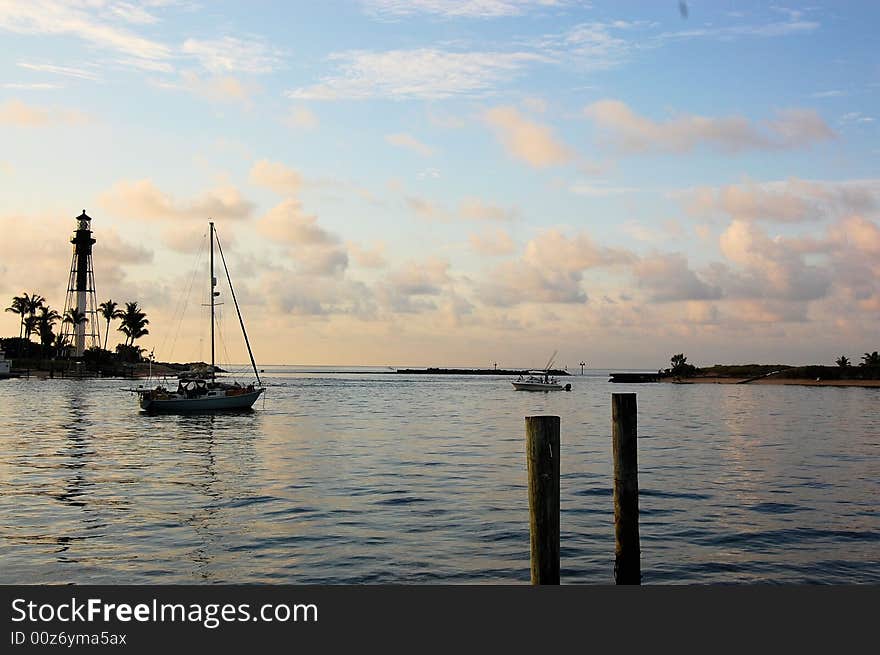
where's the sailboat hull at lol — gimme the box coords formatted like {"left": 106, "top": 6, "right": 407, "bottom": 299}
{"left": 139, "top": 388, "right": 264, "bottom": 412}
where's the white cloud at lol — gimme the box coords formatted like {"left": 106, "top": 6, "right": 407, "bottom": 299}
{"left": 154, "top": 71, "right": 254, "bottom": 105}
{"left": 361, "top": 0, "right": 574, "bottom": 18}
{"left": 585, "top": 100, "right": 835, "bottom": 154}
{"left": 2, "top": 82, "right": 63, "bottom": 90}
{"left": 386, "top": 133, "right": 435, "bottom": 157}
{"left": 99, "top": 179, "right": 255, "bottom": 222}
{"left": 0, "top": 99, "right": 89, "bottom": 126}
{"left": 405, "top": 196, "right": 446, "bottom": 221}
{"left": 485, "top": 106, "right": 572, "bottom": 167}
{"left": 182, "top": 36, "right": 284, "bottom": 74}
{"left": 469, "top": 228, "right": 516, "bottom": 256}
{"left": 478, "top": 229, "right": 634, "bottom": 306}
{"left": 0, "top": 1, "right": 173, "bottom": 69}
{"left": 258, "top": 199, "right": 338, "bottom": 245}
{"left": 459, "top": 197, "right": 518, "bottom": 221}
{"left": 633, "top": 253, "right": 721, "bottom": 303}
{"left": 286, "top": 106, "right": 319, "bottom": 130}
{"left": 684, "top": 178, "right": 880, "bottom": 223}
{"left": 349, "top": 242, "right": 387, "bottom": 268}
{"left": 249, "top": 160, "right": 303, "bottom": 196}
{"left": 17, "top": 61, "right": 102, "bottom": 81}
{"left": 287, "top": 48, "right": 546, "bottom": 100}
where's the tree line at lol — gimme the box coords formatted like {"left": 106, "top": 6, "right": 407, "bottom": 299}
{"left": 4, "top": 292, "right": 149, "bottom": 361}
{"left": 664, "top": 352, "right": 880, "bottom": 379}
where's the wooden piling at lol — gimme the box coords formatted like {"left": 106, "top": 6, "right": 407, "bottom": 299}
{"left": 612, "top": 393, "right": 640, "bottom": 584}
{"left": 525, "top": 415, "right": 560, "bottom": 584}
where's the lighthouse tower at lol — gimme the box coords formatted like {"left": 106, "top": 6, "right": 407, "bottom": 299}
{"left": 61, "top": 210, "right": 100, "bottom": 357}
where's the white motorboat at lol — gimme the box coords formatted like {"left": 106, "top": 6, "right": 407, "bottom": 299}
{"left": 0, "top": 345, "right": 14, "bottom": 379}
{"left": 134, "top": 221, "right": 264, "bottom": 411}
{"left": 512, "top": 372, "right": 563, "bottom": 391}
{"left": 511, "top": 351, "right": 570, "bottom": 391}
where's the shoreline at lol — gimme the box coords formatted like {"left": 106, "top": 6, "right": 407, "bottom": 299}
{"left": 661, "top": 376, "right": 880, "bottom": 388}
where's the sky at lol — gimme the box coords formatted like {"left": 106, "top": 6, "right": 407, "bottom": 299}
{"left": 0, "top": 0, "right": 878, "bottom": 369}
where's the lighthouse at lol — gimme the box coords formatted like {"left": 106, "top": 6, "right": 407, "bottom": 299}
{"left": 61, "top": 210, "right": 100, "bottom": 357}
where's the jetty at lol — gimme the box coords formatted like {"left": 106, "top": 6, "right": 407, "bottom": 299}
{"left": 609, "top": 372, "right": 659, "bottom": 383}
{"left": 396, "top": 367, "right": 571, "bottom": 376}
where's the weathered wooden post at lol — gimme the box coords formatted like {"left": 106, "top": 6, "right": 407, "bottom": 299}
{"left": 612, "top": 393, "right": 640, "bottom": 584}
{"left": 525, "top": 415, "right": 560, "bottom": 584}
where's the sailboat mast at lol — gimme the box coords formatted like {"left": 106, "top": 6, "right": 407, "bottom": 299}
{"left": 209, "top": 220, "right": 215, "bottom": 380}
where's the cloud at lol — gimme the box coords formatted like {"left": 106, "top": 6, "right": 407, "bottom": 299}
{"left": 535, "top": 21, "right": 638, "bottom": 71}
{"left": 469, "top": 228, "right": 516, "bottom": 256}
{"left": 249, "top": 160, "right": 303, "bottom": 196}
{"left": 2, "top": 82, "right": 63, "bottom": 90}
{"left": 633, "top": 253, "right": 721, "bottom": 302}
{"left": 485, "top": 106, "right": 573, "bottom": 167}
{"left": 585, "top": 100, "right": 835, "bottom": 154}
{"left": 99, "top": 179, "right": 255, "bottom": 222}
{"left": 622, "top": 219, "right": 683, "bottom": 243}
{"left": 385, "top": 132, "right": 435, "bottom": 157}
{"left": 685, "top": 178, "right": 880, "bottom": 223}
{"left": 405, "top": 196, "right": 446, "bottom": 221}
{"left": 17, "top": 61, "right": 102, "bottom": 81}
{"left": 296, "top": 247, "right": 350, "bottom": 277}
{"left": 523, "top": 229, "right": 634, "bottom": 271}
{"left": 257, "top": 200, "right": 348, "bottom": 277}
{"left": 160, "top": 222, "right": 214, "bottom": 254}
{"left": 287, "top": 48, "right": 545, "bottom": 100}
{"left": 714, "top": 220, "right": 831, "bottom": 301}
{"left": 840, "top": 111, "right": 875, "bottom": 125}
{"left": 155, "top": 71, "right": 254, "bottom": 105}
{"left": 479, "top": 261, "right": 587, "bottom": 306}
{"left": 0, "top": 1, "right": 173, "bottom": 70}
{"left": 181, "top": 36, "right": 284, "bottom": 74}
{"left": 659, "top": 14, "right": 820, "bottom": 41}
{"left": 349, "top": 242, "right": 387, "bottom": 268}
{"left": 478, "top": 229, "right": 634, "bottom": 306}
{"left": 286, "top": 106, "right": 319, "bottom": 130}
{"left": 258, "top": 199, "right": 338, "bottom": 245}
{"left": 361, "top": 0, "right": 573, "bottom": 18}
{"left": 377, "top": 258, "right": 452, "bottom": 313}
{"left": 827, "top": 215, "right": 880, "bottom": 256}
{"left": 0, "top": 99, "right": 89, "bottom": 126}
{"left": 459, "top": 197, "right": 518, "bottom": 221}
{"left": 261, "top": 270, "right": 374, "bottom": 316}
{"left": 570, "top": 181, "right": 641, "bottom": 197}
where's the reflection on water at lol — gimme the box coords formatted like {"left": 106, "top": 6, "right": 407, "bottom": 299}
{"left": 0, "top": 374, "right": 877, "bottom": 583}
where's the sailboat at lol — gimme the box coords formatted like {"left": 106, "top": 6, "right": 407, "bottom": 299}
{"left": 134, "top": 221, "right": 265, "bottom": 411}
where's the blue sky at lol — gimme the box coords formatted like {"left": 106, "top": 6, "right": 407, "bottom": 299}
{"left": 1, "top": 1, "right": 878, "bottom": 367}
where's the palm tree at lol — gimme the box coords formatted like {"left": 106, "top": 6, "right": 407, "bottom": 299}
{"left": 22, "top": 293, "right": 45, "bottom": 341}
{"left": 98, "top": 299, "right": 125, "bottom": 350}
{"left": 37, "top": 307, "right": 61, "bottom": 357}
{"left": 118, "top": 301, "right": 149, "bottom": 346}
{"left": 63, "top": 307, "right": 87, "bottom": 330}
{"left": 5, "top": 294, "right": 27, "bottom": 339}
{"left": 835, "top": 355, "right": 850, "bottom": 368}
{"left": 53, "top": 332, "right": 71, "bottom": 354}
{"left": 23, "top": 315, "right": 39, "bottom": 342}
{"left": 861, "top": 351, "right": 880, "bottom": 368}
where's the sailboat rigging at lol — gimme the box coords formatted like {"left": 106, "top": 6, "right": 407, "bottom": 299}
{"left": 134, "top": 221, "right": 265, "bottom": 411}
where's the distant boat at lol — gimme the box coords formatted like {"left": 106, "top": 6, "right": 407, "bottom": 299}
{"left": 512, "top": 351, "right": 570, "bottom": 391}
{"left": 0, "top": 345, "right": 15, "bottom": 379}
{"left": 134, "top": 221, "right": 264, "bottom": 411}
{"left": 512, "top": 371, "right": 564, "bottom": 391}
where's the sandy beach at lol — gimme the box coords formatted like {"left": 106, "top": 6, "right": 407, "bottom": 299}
{"left": 662, "top": 377, "right": 880, "bottom": 388}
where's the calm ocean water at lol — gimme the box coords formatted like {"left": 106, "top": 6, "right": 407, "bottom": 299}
{"left": 1, "top": 368, "right": 877, "bottom": 584}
